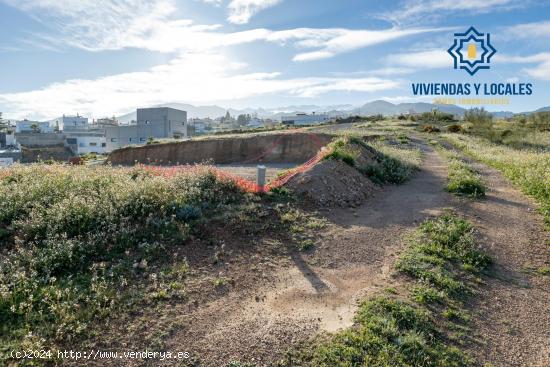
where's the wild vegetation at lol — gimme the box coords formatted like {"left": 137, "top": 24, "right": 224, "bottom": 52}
{"left": 0, "top": 165, "right": 246, "bottom": 360}
{"left": 430, "top": 142, "right": 486, "bottom": 198}
{"left": 463, "top": 108, "right": 550, "bottom": 150}
{"left": 444, "top": 134, "right": 550, "bottom": 227}
{"left": 284, "top": 214, "right": 491, "bottom": 367}
{"left": 324, "top": 136, "right": 421, "bottom": 185}
{"left": 408, "top": 108, "right": 549, "bottom": 226}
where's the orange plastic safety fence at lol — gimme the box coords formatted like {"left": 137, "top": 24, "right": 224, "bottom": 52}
{"left": 126, "top": 131, "right": 331, "bottom": 193}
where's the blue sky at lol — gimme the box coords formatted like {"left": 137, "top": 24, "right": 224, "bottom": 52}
{"left": 0, "top": 0, "right": 549, "bottom": 120}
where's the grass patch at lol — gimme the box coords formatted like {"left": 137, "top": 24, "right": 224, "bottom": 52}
{"left": 436, "top": 145, "right": 486, "bottom": 199}
{"left": 446, "top": 160, "right": 486, "bottom": 198}
{"left": 295, "top": 297, "right": 469, "bottom": 367}
{"left": 275, "top": 204, "right": 327, "bottom": 252}
{"left": 443, "top": 134, "right": 550, "bottom": 227}
{"left": 397, "top": 214, "right": 491, "bottom": 300}
{"left": 285, "top": 214, "right": 490, "bottom": 367}
{"left": 362, "top": 140, "right": 421, "bottom": 185}
{"left": 324, "top": 137, "right": 358, "bottom": 166}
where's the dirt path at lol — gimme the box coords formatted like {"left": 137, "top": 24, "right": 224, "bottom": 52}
{"left": 160, "top": 139, "right": 549, "bottom": 367}
{"left": 163, "top": 141, "right": 456, "bottom": 366}
{"left": 453, "top": 158, "right": 550, "bottom": 367}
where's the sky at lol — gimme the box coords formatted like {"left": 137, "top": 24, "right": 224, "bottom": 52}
{"left": 0, "top": 0, "right": 549, "bottom": 120}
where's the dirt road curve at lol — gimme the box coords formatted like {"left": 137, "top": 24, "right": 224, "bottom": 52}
{"left": 127, "top": 139, "right": 548, "bottom": 366}
{"left": 164, "top": 142, "right": 455, "bottom": 365}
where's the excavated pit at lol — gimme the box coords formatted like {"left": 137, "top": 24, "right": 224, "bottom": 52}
{"left": 107, "top": 132, "right": 333, "bottom": 166}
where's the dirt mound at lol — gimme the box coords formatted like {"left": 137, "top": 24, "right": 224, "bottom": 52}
{"left": 287, "top": 159, "right": 377, "bottom": 207}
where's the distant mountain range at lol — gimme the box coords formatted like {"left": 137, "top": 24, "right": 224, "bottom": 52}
{"left": 116, "top": 103, "right": 354, "bottom": 123}
{"left": 112, "top": 101, "right": 550, "bottom": 122}
{"left": 350, "top": 100, "right": 467, "bottom": 116}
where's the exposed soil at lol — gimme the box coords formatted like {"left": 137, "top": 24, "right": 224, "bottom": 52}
{"left": 77, "top": 137, "right": 549, "bottom": 367}
{"left": 286, "top": 141, "right": 380, "bottom": 208}
{"left": 160, "top": 141, "right": 455, "bottom": 366}
{"left": 286, "top": 159, "right": 378, "bottom": 207}
{"left": 107, "top": 132, "right": 332, "bottom": 166}
{"left": 453, "top": 157, "right": 550, "bottom": 367}
{"left": 21, "top": 145, "right": 74, "bottom": 163}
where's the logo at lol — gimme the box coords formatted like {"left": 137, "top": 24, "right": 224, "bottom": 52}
{"left": 448, "top": 26, "right": 496, "bottom": 76}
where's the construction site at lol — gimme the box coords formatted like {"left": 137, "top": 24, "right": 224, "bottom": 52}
{"left": 1, "top": 118, "right": 549, "bottom": 367}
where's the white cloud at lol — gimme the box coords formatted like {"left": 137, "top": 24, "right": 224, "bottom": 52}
{"left": 291, "top": 78, "right": 401, "bottom": 98}
{"left": 383, "top": 48, "right": 550, "bottom": 81}
{"left": 273, "top": 27, "right": 446, "bottom": 62}
{"left": 504, "top": 20, "right": 550, "bottom": 39}
{"left": 388, "top": 49, "right": 450, "bottom": 69}
{"left": 3, "top": 0, "right": 182, "bottom": 51}
{"left": 198, "top": 0, "right": 223, "bottom": 5}
{"left": 3, "top": 0, "right": 445, "bottom": 60}
{"left": 383, "top": 0, "right": 521, "bottom": 23}
{"left": 0, "top": 53, "right": 401, "bottom": 120}
{"left": 369, "top": 67, "right": 416, "bottom": 76}
{"left": 496, "top": 53, "right": 550, "bottom": 81}
{"left": 227, "top": 0, "right": 282, "bottom": 24}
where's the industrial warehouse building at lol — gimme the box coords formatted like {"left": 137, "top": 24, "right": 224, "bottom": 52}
{"left": 105, "top": 107, "right": 187, "bottom": 152}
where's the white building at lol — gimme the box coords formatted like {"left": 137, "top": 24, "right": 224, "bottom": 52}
{"left": 65, "top": 134, "right": 107, "bottom": 155}
{"left": 16, "top": 120, "right": 53, "bottom": 133}
{"left": 61, "top": 115, "right": 89, "bottom": 131}
{"left": 0, "top": 131, "right": 22, "bottom": 164}
{"left": 58, "top": 115, "right": 108, "bottom": 155}
{"left": 4, "top": 131, "right": 17, "bottom": 147}
{"left": 281, "top": 113, "right": 330, "bottom": 126}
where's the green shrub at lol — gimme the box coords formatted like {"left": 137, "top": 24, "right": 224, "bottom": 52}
{"left": 446, "top": 175, "right": 486, "bottom": 198}
{"left": 419, "top": 110, "right": 456, "bottom": 123}
{"left": 464, "top": 108, "right": 492, "bottom": 128}
{"left": 362, "top": 150, "right": 420, "bottom": 185}
{"left": 439, "top": 151, "right": 486, "bottom": 199}
{"left": 324, "top": 138, "right": 357, "bottom": 166}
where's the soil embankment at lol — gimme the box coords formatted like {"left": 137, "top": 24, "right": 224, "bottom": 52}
{"left": 21, "top": 146, "right": 74, "bottom": 163}
{"left": 107, "top": 132, "right": 333, "bottom": 166}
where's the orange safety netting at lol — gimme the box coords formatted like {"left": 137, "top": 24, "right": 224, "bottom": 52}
{"left": 136, "top": 131, "right": 331, "bottom": 193}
